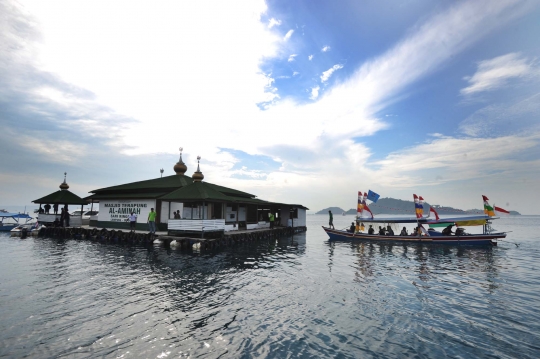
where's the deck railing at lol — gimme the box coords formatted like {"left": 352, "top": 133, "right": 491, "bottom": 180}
{"left": 168, "top": 219, "right": 226, "bottom": 232}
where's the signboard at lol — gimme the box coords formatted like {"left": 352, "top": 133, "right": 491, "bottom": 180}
{"left": 98, "top": 200, "right": 156, "bottom": 223}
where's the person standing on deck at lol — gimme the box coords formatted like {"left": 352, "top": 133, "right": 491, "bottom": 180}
{"left": 44, "top": 204, "right": 51, "bottom": 214}
{"left": 65, "top": 209, "right": 70, "bottom": 227}
{"left": 269, "top": 213, "right": 275, "bottom": 228}
{"left": 328, "top": 210, "right": 334, "bottom": 229}
{"left": 53, "top": 203, "right": 58, "bottom": 215}
{"left": 128, "top": 212, "right": 137, "bottom": 232}
{"left": 60, "top": 208, "right": 65, "bottom": 227}
{"left": 147, "top": 208, "right": 157, "bottom": 234}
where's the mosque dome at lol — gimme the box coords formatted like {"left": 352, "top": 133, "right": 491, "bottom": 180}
{"left": 173, "top": 147, "right": 188, "bottom": 175}
{"left": 59, "top": 172, "right": 69, "bottom": 190}
{"left": 192, "top": 156, "right": 204, "bottom": 182}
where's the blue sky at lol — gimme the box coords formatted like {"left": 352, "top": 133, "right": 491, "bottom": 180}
{"left": 1, "top": 0, "right": 539, "bottom": 214}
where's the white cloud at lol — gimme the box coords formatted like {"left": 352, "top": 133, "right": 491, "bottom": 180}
{"left": 292, "top": 71, "right": 299, "bottom": 76}
{"left": 459, "top": 92, "right": 540, "bottom": 137}
{"left": 321, "top": 45, "right": 331, "bottom": 52}
{"left": 268, "top": 18, "right": 281, "bottom": 28}
{"left": 287, "top": 54, "right": 297, "bottom": 62}
{"left": 320, "top": 64, "right": 343, "bottom": 83}
{"left": 283, "top": 29, "right": 294, "bottom": 41}
{"left": 461, "top": 53, "right": 533, "bottom": 95}
{"left": 308, "top": 54, "right": 313, "bottom": 61}
{"left": 310, "top": 86, "right": 320, "bottom": 100}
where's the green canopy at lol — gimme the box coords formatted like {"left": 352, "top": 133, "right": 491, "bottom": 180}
{"left": 33, "top": 190, "right": 88, "bottom": 205}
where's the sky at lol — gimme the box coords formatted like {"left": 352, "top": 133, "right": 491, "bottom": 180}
{"left": 1, "top": 0, "right": 540, "bottom": 214}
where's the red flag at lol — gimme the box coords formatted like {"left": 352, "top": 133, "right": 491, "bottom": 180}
{"left": 363, "top": 204, "right": 374, "bottom": 219}
{"left": 429, "top": 207, "right": 440, "bottom": 220}
{"left": 482, "top": 195, "right": 489, "bottom": 201}
{"left": 494, "top": 206, "right": 510, "bottom": 214}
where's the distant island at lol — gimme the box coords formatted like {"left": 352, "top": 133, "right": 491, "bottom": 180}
{"left": 316, "top": 197, "right": 521, "bottom": 215}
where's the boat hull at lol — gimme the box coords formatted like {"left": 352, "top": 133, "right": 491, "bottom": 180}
{"left": 323, "top": 227, "right": 505, "bottom": 246}
{"left": 0, "top": 224, "right": 18, "bottom": 231}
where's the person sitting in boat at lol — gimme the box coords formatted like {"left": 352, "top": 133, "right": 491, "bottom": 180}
{"left": 378, "top": 226, "right": 386, "bottom": 235}
{"left": 455, "top": 227, "right": 466, "bottom": 236}
{"left": 368, "top": 225, "right": 374, "bottom": 234}
{"left": 411, "top": 227, "right": 418, "bottom": 236}
{"left": 442, "top": 224, "right": 454, "bottom": 236}
{"left": 348, "top": 222, "right": 355, "bottom": 233}
{"left": 386, "top": 225, "right": 394, "bottom": 236}
{"left": 400, "top": 227, "right": 408, "bottom": 236}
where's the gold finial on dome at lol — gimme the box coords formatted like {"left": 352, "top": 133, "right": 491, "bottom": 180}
{"left": 59, "top": 172, "right": 69, "bottom": 190}
{"left": 173, "top": 147, "right": 188, "bottom": 175}
{"left": 192, "top": 155, "right": 204, "bottom": 182}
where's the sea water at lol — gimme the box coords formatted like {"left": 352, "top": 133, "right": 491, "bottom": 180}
{"left": 0, "top": 215, "right": 539, "bottom": 358}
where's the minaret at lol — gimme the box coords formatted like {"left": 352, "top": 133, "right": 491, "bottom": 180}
{"left": 173, "top": 147, "right": 188, "bottom": 175}
{"left": 59, "top": 172, "right": 69, "bottom": 190}
{"left": 192, "top": 156, "right": 204, "bottom": 182}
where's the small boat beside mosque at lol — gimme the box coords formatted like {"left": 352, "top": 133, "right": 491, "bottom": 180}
{"left": 322, "top": 194, "right": 507, "bottom": 246}
{"left": 0, "top": 212, "right": 35, "bottom": 231}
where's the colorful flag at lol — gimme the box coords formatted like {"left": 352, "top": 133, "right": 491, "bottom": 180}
{"left": 494, "top": 206, "right": 510, "bottom": 215}
{"left": 357, "top": 191, "right": 364, "bottom": 214}
{"left": 414, "top": 194, "right": 424, "bottom": 218}
{"left": 367, "top": 190, "right": 380, "bottom": 203}
{"left": 482, "top": 195, "right": 495, "bottom": 217}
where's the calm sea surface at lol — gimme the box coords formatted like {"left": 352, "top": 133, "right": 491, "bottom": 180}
{"left": 1, "top": 215, "right": 540, "bottom": 358}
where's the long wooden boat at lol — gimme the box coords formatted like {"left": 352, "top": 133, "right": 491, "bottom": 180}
{"left": 323, "top": 192, "right": 508, "bottom": 246}
{"left": 323, "top": 226, "right": 506, "bottom": 246}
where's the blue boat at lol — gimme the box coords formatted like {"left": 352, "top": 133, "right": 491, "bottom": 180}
{"left": 0, "top": 212, "right": 34, "bottom": 231}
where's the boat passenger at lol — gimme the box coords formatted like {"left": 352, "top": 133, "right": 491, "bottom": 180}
{"left": 44, "top": 203, "right": 51, "bottom": 214}
{"left": 378, "top": 226, "right": 386, "bottom": 235}
{"left": 442, "top": 224, "right": 454, "bottom": 236}
{"left": 53, "top": 203, "right": 59, "bottom": 214}
{"left": 400, "top": 227, "right": 408, "bottom": 236}
{"left": 349, "top": 222, "right": 355, "bottom": 233}
{"left": 368, "top": 225, "right": 374, "bottom": 235}
{"left": 455, "top": 227, "right": 465, "bottom": 236}
{"left": 411, "top": 227, "right": 418, "bottom": 236}
{"left": 386, "top": 225, "right": 394, "bottom": 236}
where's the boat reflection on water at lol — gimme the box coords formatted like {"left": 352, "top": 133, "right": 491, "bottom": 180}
{"left": 326, "top": 240, "right": 499, "bottom": 293}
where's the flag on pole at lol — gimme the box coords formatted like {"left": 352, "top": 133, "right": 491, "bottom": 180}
{"left": 367, "top": 190, "right": 380, "bottom": 203}
{"left": 363, "top": 204, "right": 374, "bottom": 219}
{"left": 429, "top": 206, "right": 440, "bottom": 220}
{"left": 494, "top": 206, "right": 510, "bottom": 215}
{"left": 414, "top": 194, "right": 424, "bottom": 218}
{"left": 482, "top": 195, "right": 495, "bottom": 217}
{"left": 357, "top": 191, "right": 364, "bottom": 214}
